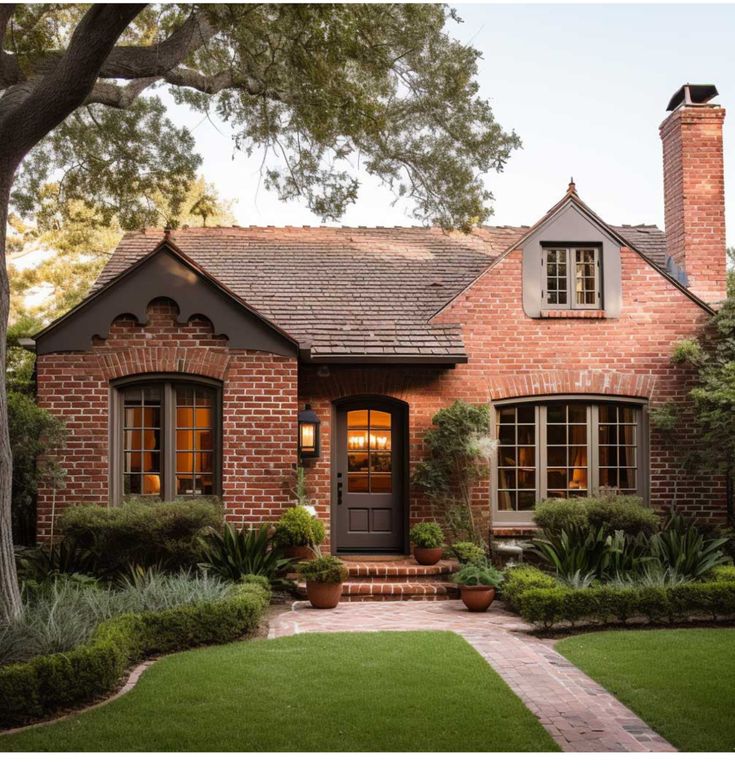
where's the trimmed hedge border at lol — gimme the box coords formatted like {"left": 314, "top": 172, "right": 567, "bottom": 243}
{"left": 0, "top": 583, "right": 269, "bottom": 729}
{"left": 504, "top": 566, "right": 735, "bottom": 630}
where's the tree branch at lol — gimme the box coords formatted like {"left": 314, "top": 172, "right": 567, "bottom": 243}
{"left": 0, "top": 4, "right": 145, "bottom": 164}
{"left": 0, "top": 4, "right": 14, "bottom": 45}
{"left": 85, "top": 76, "right": 159, "bottom": 108}
{"left": 98, "top": 10, "right": 216, "bottom": 79}
{"left": 0, "top": 4, "right": 21, "bottom": 89}
{"left": 162, "top": 65, "right": 283, "bottom": 100}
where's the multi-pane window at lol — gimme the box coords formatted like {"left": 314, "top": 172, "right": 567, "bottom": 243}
{"left": 347, "top": 409, "right": 392, "bottom": 493}
{"left": 496, "top": 400, "right": 644, "bottom": 517}
{"left": 543, "top": 246, "right": 600, "bottom": 309}
{"left": 116, "top": 380, "right": 219, "bottom": 501}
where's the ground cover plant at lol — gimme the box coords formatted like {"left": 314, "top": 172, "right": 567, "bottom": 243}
{"left": 0, "top": 580, "right": 269, "bottom": 728}
{"left": 557, "top": 629, "right": 735, "bottom": 752}
{"left": 0, "top": 631, "right": 558, "bottom": 752}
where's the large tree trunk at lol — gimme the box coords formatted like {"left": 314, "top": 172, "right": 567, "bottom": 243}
{"left": 0, "top": 171, "right": 21, "bottom": 622}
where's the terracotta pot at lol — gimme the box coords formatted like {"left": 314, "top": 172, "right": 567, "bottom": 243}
{"left": 413, "top": 546, "right": 443, "bottom": 566}
{"left": 284, "top": 545, "right": 317, "bottom": 561}
{"left": 460, "top": 585, "right": 496, "bottom": 612}
{"left": 305, "top": 580, "right": 343, "bottom": 609}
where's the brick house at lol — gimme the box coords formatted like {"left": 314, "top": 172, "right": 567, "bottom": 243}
{"left": 31, "top": 84, "right": 728, "bottom": 559}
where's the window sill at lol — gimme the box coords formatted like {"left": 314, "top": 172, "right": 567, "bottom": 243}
{"left": 539, "top": 309, "right": 606, "bottom": 319}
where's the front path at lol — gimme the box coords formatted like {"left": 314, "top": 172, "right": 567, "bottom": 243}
{"left": 270, "top": 601, "right": 675, "bottom": 753}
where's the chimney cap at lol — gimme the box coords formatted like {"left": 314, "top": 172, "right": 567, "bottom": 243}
{"left": 666, "top": 84, "right": 719, "bottom": 112}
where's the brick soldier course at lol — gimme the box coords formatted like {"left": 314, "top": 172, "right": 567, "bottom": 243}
{"left": 270, "top": 601, "right": 676, "bottom": 753}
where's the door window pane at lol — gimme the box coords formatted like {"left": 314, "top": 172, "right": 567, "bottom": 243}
{"left": 347, "top": 408, "right": 393, "bottom": 493}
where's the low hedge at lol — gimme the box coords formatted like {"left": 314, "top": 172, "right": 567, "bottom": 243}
{"left": 59, "top": 500, "right": 222, "bottom": 574}
{"left": 0, "top": 582, "right": 269, "bottom": 729}
{"left": 501, "top": 565, "right": 557, "bottom": 611}
{"left": 517, "top": 582, "right": 735, "bottom": 629}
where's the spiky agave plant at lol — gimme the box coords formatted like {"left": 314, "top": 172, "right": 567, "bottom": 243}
{"left": 200, "top": 523, "right": 294, "bottom": 589}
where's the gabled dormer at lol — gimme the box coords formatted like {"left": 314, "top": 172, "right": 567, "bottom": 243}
{"left": 521, "top": 182, "right": 624, "bottom": 319}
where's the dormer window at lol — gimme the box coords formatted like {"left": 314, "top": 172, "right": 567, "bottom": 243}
{"left": 542, "top": 245, "right": 601, "bottom": 309}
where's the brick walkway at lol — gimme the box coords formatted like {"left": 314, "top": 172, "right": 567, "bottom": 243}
{"left": 269, "top": 601, "right": 675, "bottom": 753}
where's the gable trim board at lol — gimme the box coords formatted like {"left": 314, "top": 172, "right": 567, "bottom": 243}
{"left": 33, "top": 240, "right": 299, "bottom": 358}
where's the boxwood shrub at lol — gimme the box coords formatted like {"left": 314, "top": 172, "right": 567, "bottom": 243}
{"left": 501, "top": 565, "right": 557, "bottom": 611}
{"left": 0, "top": 582, "right": 269, "bottom": 729}
{"left": 59, "top": 500, "right": 222, "bottom": 574}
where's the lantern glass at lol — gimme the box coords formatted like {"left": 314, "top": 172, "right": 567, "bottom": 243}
{"left": 300, "top": 423, "right": 316, "bottom": 451}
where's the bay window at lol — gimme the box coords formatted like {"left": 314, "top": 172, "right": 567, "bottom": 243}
{"left": 495, "top": 399, "right": 646, "bottom": 522}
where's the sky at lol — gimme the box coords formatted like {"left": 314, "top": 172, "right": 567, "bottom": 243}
{"left": 160, "top": 2, "right": 735, "bottom": 246}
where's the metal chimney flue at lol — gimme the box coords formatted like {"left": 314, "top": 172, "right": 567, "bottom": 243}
{"left": 666, "top": 83, "right": 719, "bottom": 112}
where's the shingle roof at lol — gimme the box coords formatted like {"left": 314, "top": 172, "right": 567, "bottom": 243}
{"left": 96, "top": 222, "right": 667, "bottom": 361}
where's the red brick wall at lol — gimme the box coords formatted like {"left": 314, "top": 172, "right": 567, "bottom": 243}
{"left": 299, "top": 247, "right": 726, "bottom": 546}
{"left": 35, "top": 299, "right": 297, "bottom": 541}
{"left": 660, "top": 105, "right": 727, "bottom": 306}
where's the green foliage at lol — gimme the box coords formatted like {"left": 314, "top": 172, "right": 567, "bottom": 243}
{"left": 530, "top": 525, "right": 611, "bottom": 584}
{"left": 0, "top": 582, "right": 269, "bottom": 728}
{"left": 501, "top": 565, "right": 557, "bottom": 610}
{"left": 671, "top": 338, "right": 705, "bottom": 365}
{"left": 649, "top": 516, "right": 731, "bottom": 580}
{"left": 517, "top": 582, "right": 735, "bottom": 629}
{"left": 59, "top": 500, "right": 221, "bottom": 574}
{"left": 16, "top": 538, "right": 95, "bottom": 582}
{"left": 649, "top": 403, "right": 679, "bottom": 434}
{"left": 452, "top": 562, "right": 504, "bottom": 588}
{"left": 409, "top": 521, "right": 444, "bottom": 549}
{"left": 296, "top": 556, "right": 348, "bottom": 584}
{"left": 413, "top": 401, "right": 491, "bottom": 544}
{"left": 705, "top": 564, "right": 735, "bottom": 582}
{"left": 272, "top": 506, "right": 325, "bottom": 548}
{"left": 199, "top": 523, "right": 293, "bottom": 589}
{"left": 290, "top": 466, "right": 313, "bottom": 507}
{"left": 8, "top": 390, "right": 66, "bottom": 544}
{"left": 534, "top": 496, "right": 660, "bottom": 537}
{"left": 451, "top": 541, "right": 487, "bottom": 565}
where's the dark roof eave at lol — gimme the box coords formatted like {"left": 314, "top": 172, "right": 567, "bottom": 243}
{"left": 299, "top": 349, "right": 467, "bottom": 366}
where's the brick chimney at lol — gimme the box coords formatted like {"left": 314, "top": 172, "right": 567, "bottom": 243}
{"left": 659, "top": 84, "right": 727, "bottom": 305}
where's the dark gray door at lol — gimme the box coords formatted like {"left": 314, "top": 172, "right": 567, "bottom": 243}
{"left": 334, "top": 399, "right": 405, "bottom": 553}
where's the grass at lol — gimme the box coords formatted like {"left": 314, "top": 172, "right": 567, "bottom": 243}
{"left": 557, "top": 628, "right": 735, "bottom": 752}
{"left": 0, "top": 631, "right": 558, "bottom": 752}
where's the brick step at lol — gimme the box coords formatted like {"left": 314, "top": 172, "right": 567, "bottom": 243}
{"left": 296, "top": 580, "right": 460, "bottom": 602}
{"left": 345, "top": 559, "right": 460, "bottom": 582}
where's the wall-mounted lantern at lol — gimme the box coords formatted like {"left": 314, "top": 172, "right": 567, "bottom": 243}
{"left": 298, "top": 404, "right": 320, "bottom": 459}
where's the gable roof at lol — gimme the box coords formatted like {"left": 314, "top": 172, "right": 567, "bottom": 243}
{"left": 89, "top": 215, "right": 672, "bottom": 362}
{"left": 34, "top": 239, "right": 299, "bottom": 357}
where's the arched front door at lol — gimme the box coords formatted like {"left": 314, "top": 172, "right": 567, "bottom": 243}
{"left": 333, "top": 397, "right": 407, "bottom": 553}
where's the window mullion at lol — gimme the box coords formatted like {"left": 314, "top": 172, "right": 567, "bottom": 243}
{"left": 164, "top": 384, "right": 174, "bottom": 501}
{"left": 590, "top": 404, "right": 599, "bottom": 495}
{"left": 539, "top": 404, "right": 547, "bottom": 501}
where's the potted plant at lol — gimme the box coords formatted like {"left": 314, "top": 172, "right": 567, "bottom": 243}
{"left": 410, "top": 521, "right": 444, "bottom": 566}
{"left": 273, "top": 506, "right": 325, "bottom": 560}
{"left": 297, "top": 555, "right": 348, "bottom": 609}
{"left": 452, "top": 562, "right": 504, "bottom": 612}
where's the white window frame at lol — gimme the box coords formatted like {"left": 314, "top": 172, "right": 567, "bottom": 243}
{"left": 541, "top": 245, "right": 602, "bottom": 310}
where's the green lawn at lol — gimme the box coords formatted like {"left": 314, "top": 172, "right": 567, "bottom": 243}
{"left": 0, "top": 631, "right": 557, "bottom": 752}
{"left": 557, "top": 628, "right": 735, "bottom": 752}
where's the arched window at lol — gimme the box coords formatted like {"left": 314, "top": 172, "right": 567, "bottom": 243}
{"left": 493, "top": 397, "right": 648, "bottom": 524}
{"left": 111, "top": 377, "right": 221, "bottom": 502}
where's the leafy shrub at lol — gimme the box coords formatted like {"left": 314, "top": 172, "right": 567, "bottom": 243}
{"left": 272, "top": 506, "right": 325, "bottom": 548}
{"left": 297, "top": 556, "right": 348, "bottom": 584}
{"left": 1, "top": 571, "right": 233, "bottom": 666}
{"left": 453, "top": 562, "right": 504, "bottom": 587}
{"left": 60, "top": 500, "right": 221, "bottom": 574}
{"left": 451, "top": 541, "right": 487, "bottom": 565}
{"left": 649, "top": 518, "right": 730, "bottom": 579}
{"left": 516, "top": 582, "right": 735, "bottom": 629}
{"left": 16, "top": 538, "right": 97, "bottom": 582}
{"left": 409, "top": 521, "right": 444, "bottom": 549}
{"left": 501, "top": 565, "right": 557, "bottom": 610}
{"left": 530, "top": 525, "right": 610, "bottom": 583}
{"left": 533, "top": 495, "right": 659, "bottom": 537}
{"left": 0, "top": 582, "right": 269, "bottom": 729}
{"left": 705, "top": 565, "right": 735, "bottom": 583}
{"left": 200, "top": 523, "right": 292, "bottom": 588}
